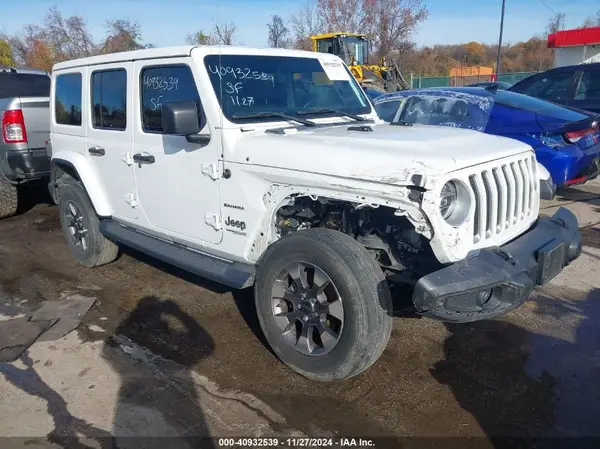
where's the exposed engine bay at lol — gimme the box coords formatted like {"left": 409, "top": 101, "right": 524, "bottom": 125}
{"left": 274, "top": 196, "right": 440, "bottom": 280}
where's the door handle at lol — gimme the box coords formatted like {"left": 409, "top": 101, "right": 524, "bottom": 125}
{"left": 133, "top": 153, "right": 155, "bottom": 164}
{"left": 88, "top": 146, "right": 105, "bottom": 156}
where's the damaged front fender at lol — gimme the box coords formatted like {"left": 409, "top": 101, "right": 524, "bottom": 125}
{"left": 248, "top": 182, "right": 436, "bottom": 263}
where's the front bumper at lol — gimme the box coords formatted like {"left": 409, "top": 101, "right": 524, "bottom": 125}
{"left": 413, "top": 207, "right": 582, "bottom": 322}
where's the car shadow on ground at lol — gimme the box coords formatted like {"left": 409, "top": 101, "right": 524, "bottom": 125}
{"left": 430, "top": 287, "right": 600, "bottom": 447}
{"left": 108, "top": 247, "right": 409, "bottom": 442}
{"left": 117, "top": 243, "right": 424, "bottom": 354}
{"left": 115, "top": 245, "right": 273, "bottom": 353}
{"left": 103, "top": 295, "right": 216, "bottom": 448}
{"left": 16, "top": 180, "right": 54, "bottom": 216}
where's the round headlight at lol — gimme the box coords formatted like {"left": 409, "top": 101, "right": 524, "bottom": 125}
{"left": 439, "top": 180, "right": 471, "bottom": 225}
{"left": 440, "top": 181, "right": 457, "bottom": 219}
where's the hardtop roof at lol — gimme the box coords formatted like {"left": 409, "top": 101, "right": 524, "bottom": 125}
{"left": 52, "top": 45, "right": 338, "bottom": 71}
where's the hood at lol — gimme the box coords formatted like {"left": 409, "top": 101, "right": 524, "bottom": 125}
{"left": 248, "top": 122, "right": 532, "bottom": 186}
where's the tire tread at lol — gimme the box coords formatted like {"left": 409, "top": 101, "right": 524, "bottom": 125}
{"left": 0, "top": 178, "right": 18, "bottom": 219}
{"left": 256, "top": 228, "right": 393, "bottom": 381}
{"left": 58, "top": 179, "right": 118, "bottom": 267}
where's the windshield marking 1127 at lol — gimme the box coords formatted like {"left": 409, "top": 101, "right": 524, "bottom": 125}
{"left": 204, "top": 54, "right": 370, "bottom": 124}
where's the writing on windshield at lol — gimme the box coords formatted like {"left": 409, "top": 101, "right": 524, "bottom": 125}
{"left": 203, "top": 55, "right": 370, "bottom": 123}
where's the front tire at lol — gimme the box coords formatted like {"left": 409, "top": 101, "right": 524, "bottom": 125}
{"left": 0, "top": 177, "right": 18, "bottom": 218}
{"left": 255, "top": 229, "right": 393, "bottom": 382}
{"left": 58, "top": 180, "right": 118, "bottom": 267}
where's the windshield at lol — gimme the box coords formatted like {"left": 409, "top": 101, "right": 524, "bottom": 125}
{"left": 342, "top": 37, "right": 368, "bottom": 65}
{"left": 204, "top": 55, "right": 370, "bottom": 124}
{"left": 397, "top": 91, "right": 494, "bottom": 131}
{"left": 393, "top": 89, "right": 591, "bottom": 131}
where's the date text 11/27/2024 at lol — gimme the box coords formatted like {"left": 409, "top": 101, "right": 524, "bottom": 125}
{"left": 217, "top": 438, "right": 376, "bottom": 447}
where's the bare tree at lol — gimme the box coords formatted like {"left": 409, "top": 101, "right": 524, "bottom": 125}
{"left": 291, "top": 0, "right": 427, "bottom": 58}
{"left": 6, "top": 5, "right": 157, "bottom": 69}
{"left": 366, "top": 0, "right": 429, "bottom": 59}
{"left": 5, "top": 25, "right": 54, "bottom": 71}
{"left": 317, "top": 0, "right": 363, "bottom": 33}
{"left": 580, "top": 9, "right": 600, "bottom": 28}
{"left": 42, "top": 6, "right": 95, "bottom": 59}
{"left": 186, "top": 31, "right": 217, "bottom": 45}
{"left": 8, "top": 7, "right": 94, "bottom": 67}
{"left": 101, "top": 19, "right": 151, "bottom": 53}
{"left": 5, "top": 26, "right": 42, "bottom": 67}
{"left": 290, "top": 0, "right": 325, "bottom": 50}
{"left": 546, "top": 12, "right": 566, "bottom": 36}
{"left": 213, "top": 22, "right": 237, "bottom": 45}
{"left": 267, "top": 15, "right": 291, "bottom": 48}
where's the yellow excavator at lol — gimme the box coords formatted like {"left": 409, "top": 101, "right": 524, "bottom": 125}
{"left": 311, "top": 32, "right": 409, "bottom": 93}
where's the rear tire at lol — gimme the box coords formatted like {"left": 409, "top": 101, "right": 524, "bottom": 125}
{"left": 58, "top": 180, "right": 118, "bottom": 267}
{"left": 0, "top": 177, "right": 18, "bottom": 219}
{"left": 255, "top": 229, "right": 393, "bottom": 382}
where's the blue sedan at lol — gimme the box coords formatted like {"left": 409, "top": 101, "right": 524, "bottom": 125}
{"left": 374, "top": 88, "right": 600, "bottom": 188}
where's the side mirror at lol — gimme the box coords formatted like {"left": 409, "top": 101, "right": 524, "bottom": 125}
{"left": 162, "top": 100, "right": 201, "bottom": 135}
{"left": 161, "top": 101, "right": 210, "bottom": 145}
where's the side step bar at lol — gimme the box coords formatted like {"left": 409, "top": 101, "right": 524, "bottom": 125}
{"left": 99, "top": 220, "right": 256, "bottom": 289}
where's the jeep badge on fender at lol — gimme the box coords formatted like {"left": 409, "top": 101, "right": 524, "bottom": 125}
{"left": 225, "top": 216, "right": 246, "bottom": 231}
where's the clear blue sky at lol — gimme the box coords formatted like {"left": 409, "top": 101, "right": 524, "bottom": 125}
{"left": 0, "top": 0, "right": 596, "bottom": 49}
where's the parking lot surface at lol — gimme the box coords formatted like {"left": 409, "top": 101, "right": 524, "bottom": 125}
{"left": 1, "top": 182, "right": 599, "bottom": 446}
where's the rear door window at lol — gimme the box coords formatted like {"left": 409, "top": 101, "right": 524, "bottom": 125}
{"left": 0, "top": 73, "right": 50, "bottom": 98}
{"left": 55, "top": 73, "right": 82, "bottom": 126}
{"left": 512, "top": 71, "right": 573, "bottom": 104}
{"left": 91, "top": 69, "right": 127, "bottom": 130}
{"left": 495, "top": 90, "right": 589, "bottom": 122}
{"left": 575, "top": 69, "right": 600, "bottom": 100}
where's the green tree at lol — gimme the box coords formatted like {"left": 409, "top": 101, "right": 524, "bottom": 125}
{"left": 185, "top": 31, "right": 216, "bottom": 45}
{"left": 0, "top": 40, "right": 14, "bottom": 66}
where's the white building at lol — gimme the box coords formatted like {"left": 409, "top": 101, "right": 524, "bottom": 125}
{"left": 548, "top": 27, "right": 600, "bottom": 67}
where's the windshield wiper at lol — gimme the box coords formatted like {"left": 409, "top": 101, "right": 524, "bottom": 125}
{"left": 391, "top": 120, "right": 413, "bottom": 127}
{"left": 297, "top": 108, "right": 366, "bottom": 121}
{"left": 231, "top": 112, "right": 315, "bottom": 127}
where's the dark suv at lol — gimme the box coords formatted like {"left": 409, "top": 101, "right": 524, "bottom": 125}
{"left": 0, "top": 67, "right": 51, "bottom": 218}
{"left": 510, "top": 63, "right": 600, "bottom": 114}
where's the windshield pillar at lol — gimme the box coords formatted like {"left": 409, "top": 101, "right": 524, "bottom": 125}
{"left": 334, "top": 38, "right": 350, "bottom": 65}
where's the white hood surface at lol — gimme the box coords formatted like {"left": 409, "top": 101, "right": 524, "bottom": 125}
{"left": 248, "top": 122, "right": 533, "bottom": 187}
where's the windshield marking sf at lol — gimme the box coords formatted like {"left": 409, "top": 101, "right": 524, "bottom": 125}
{"left": 204, "top": 55, "right": 371, "bottom": 124}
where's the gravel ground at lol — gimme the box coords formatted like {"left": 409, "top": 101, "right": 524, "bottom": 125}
{"left": 0, "top": 180, "right": 599, "bottom": 447}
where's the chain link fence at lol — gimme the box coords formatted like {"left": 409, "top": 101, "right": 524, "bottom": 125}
{"left": 410, "top": 72, "right": 538, "bottom": 89}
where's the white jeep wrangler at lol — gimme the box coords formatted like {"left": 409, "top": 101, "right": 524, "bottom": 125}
{"left": 48, "top": 45, "right": 582, "bottom": 381}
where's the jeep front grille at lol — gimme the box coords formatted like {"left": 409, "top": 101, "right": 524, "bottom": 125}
{"left": 469, "top": 155, "right": 537, "bottom": 243}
